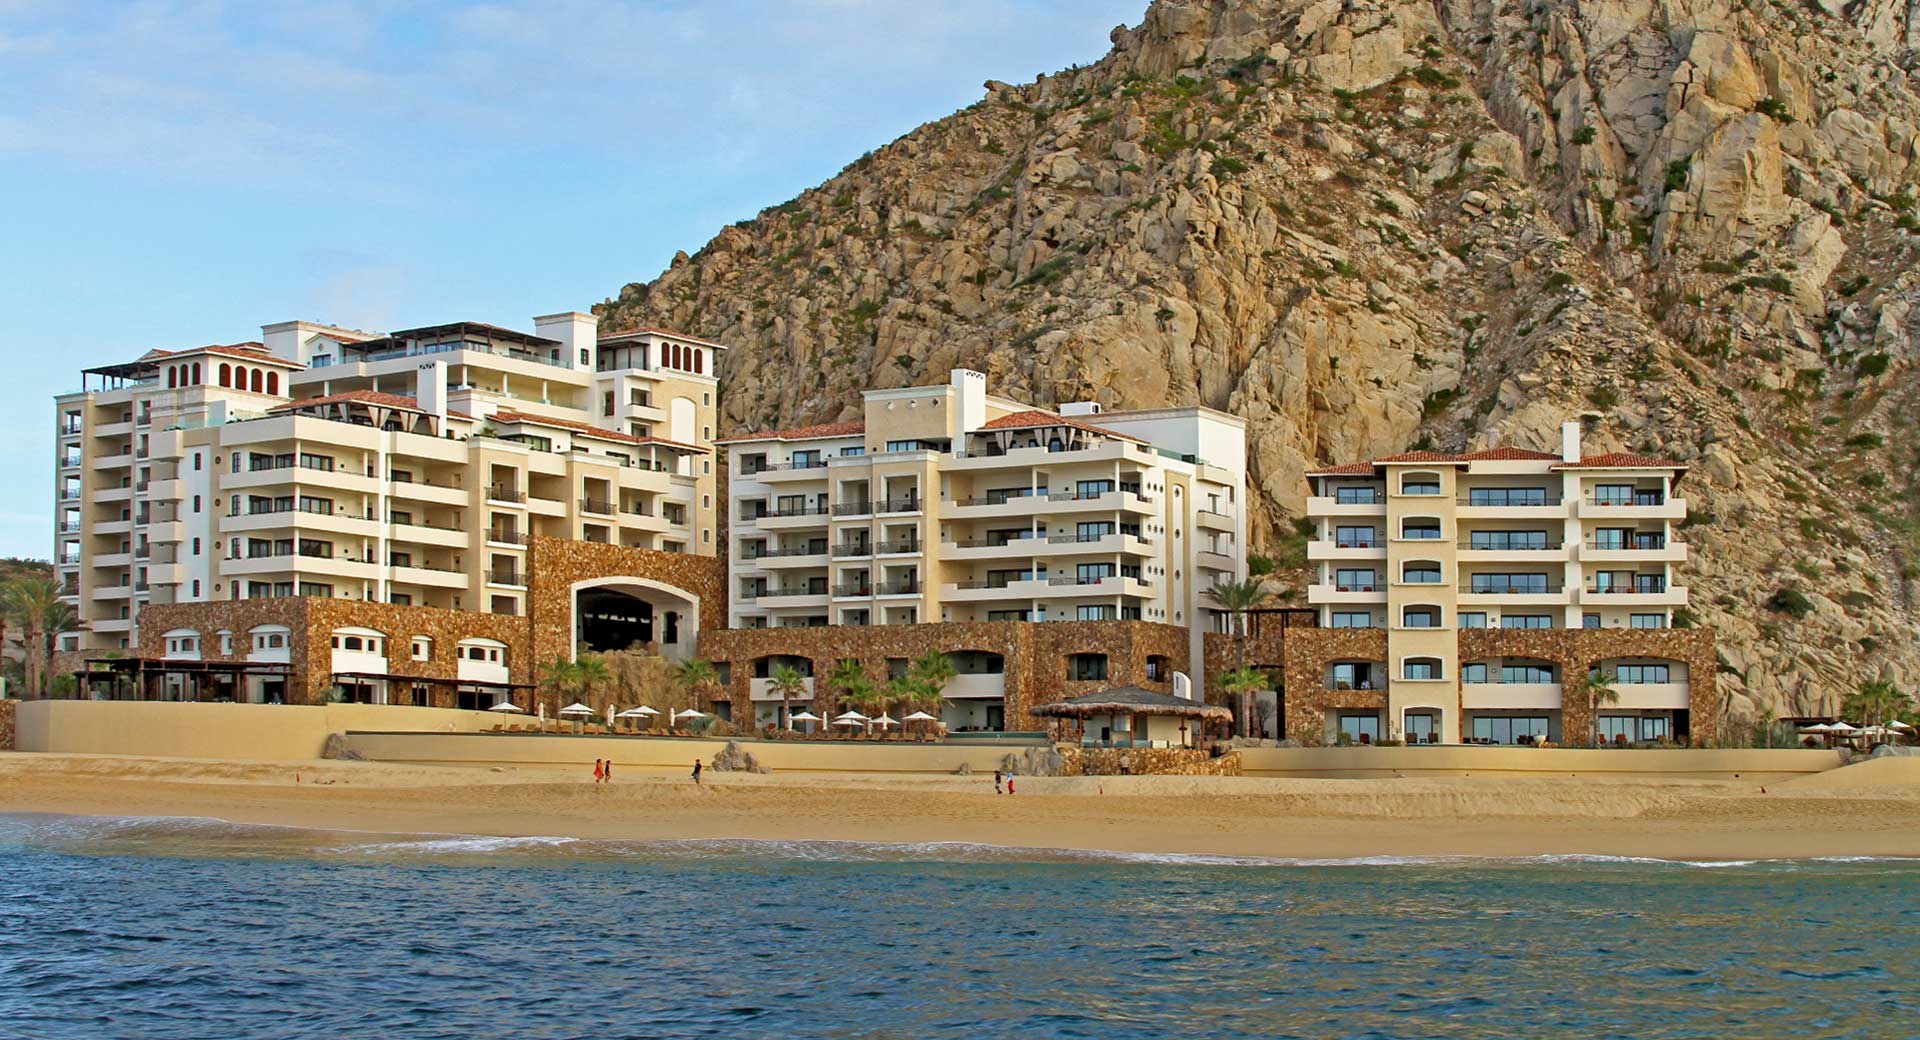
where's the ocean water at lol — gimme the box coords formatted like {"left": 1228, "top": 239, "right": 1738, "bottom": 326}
{"left": 1, "top": 814, "right": 1915, "bottom": 1040}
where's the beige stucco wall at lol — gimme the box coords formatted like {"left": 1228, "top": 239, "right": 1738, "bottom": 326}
{"left": 14, "top": 700, "right": 509, "bottom": 761}
{"left": 345, "top": 731, "right": 1024, "bottom": 774}
{"left": 1237, "top": 745, "right": 1844, "bottom": 780}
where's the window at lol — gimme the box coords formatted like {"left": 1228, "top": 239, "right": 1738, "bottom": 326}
{"left": 1339, "top": 714, "right": 1381, "bottom": 743}
{"left": 1467, "top": 487, "right": 1549, "bottom": 507}
{"left": 1631, "top": 613, "right": 1666, "bottom": 629}
{"left": 1329, "top": 611, "right": 1375, "bottom": 628}
{"left": 1469, "top": 530, "right": 1549, "bottom": 550}
{"left": 1462, "top": 663, "right": 1488, "bottom": 683}
{"left": 1583, "top": 614, "right": 1602, "bottom": 630}
{"left": 1472, "top": 573, "right": 1550, "bottom": 594}
{"left": 1067, "top": 654, "right": 1108, "bottom": 681}
{"left": 1076, "top": 605, "right": 1116, "bottom": 621}
{"left": 1333, "top": 568, "right": 1376, "bottom": 591}
{"left": 1402, "top": 607, "right": 1440, "bottom": 628}
{"left": 1400, "top": 474, "right": 1441, "bottom": 496}
{"left": 412, "top": 637, "right": 433, "bottom": 661}
{"left": 1334, "top": 526, "right": 1378, "bottom": 548}
{"left": 1333, "top": 486, "right": 1381, "bottom": 504}
{"left": 1612, "top": 663, "right": 1672, "bottom": 684}
{"left": 1402, "top": 658, "right": 1442, "bottom": 680}
{"left": 1500, "top": 615, "right": 1553, "bottom": 630}
{"left": 1458, "top": 612, "right": 1487, "bottom": 629}
{"left": 1599, "top": 715, "right": 1671, "bottom": 743}
{"left": 1471, "top": 716, "right": 1550, "bottom": 744}
{"left": 1501, "top": 663, "right": 1556, "bottom": 684}
{"left": 1401, "top": 519, "right": 1441, "bottom": 540}
{"left": 986, "top": 610, "right": 1030, "bottom": 622}
{"left": 1402, "top": 563, "right": 1442, "bottom": 584}
{"left": 1330, "top": 663, "right": 1375, "bottom": 690}
{"left": 191, "top": 580, "right": 200, "bottom": 597}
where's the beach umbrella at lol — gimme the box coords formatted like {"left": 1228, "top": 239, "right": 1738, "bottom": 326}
{"left": 790, "top": 709, "right": 822, "bottom": 734}
{"left": 673, "top": 708, "right": 708, "bottom": 725}
{"left": 1889, "top": 720, "right": 1915, "bottom": 732}
{"left": 1828, "top": 721, "right": 1858, "bottom": 732}
{"left": 872, "top": 713, "right": 899, "bottom": 728}
{"left": 833, "top": 710, "right": 869, "bottom": 724}
{"left": 615, "top": 707, "right": 649, "bottom": 718}
{"left": 902, "top": 709, "right": 938, "bottom": 739}
{"left": 1799, "top": 723, "right": 1834, "bottom": 734}
{"left": 488, "top": 701, "right": 525, "bottom": 713}
{"left": 559, "top": 702, "right": 593, "bottom": 717}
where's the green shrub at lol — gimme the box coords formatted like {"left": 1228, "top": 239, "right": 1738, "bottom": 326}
{"left": 1766, "top": 588, "right": 1814, "bottom": 618}
{"left": 1845, "top": 432, "right": 1885, "bottom": 450}
{"left": 1855, "top": 353, "right": 1890, "bottom": 378}
{"left": 1571, "top": 126, "right": 1596, "bottom": 145}
{"left": 1587, "top": 387, "right": 1619, "bottom": 409}
{"left": 1664, "top": 159, "right": 1691, "bottom": 192}
{"left": 1754, "top": 97, "right": 1793, "bottom": 122}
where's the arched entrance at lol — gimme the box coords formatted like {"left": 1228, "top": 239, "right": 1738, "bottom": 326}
{"left": 570, "top": 577, "right": 702, "bottom": 661}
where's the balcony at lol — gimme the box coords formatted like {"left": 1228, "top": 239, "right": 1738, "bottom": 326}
{"left": 1580, "top": 584, "right": 1687, "bottom": 607}
{"left": 488, "top": 531, "right": 533, "bottom": 546}
{"left": 1579, "top": 538, "right": 1688, "bottom": 564}
{"left": 831, "top": 582, "right": 873, "bottom": 598}
{"left": 745, "top": 547, "right": 830, "bottom": 568}
{"left": 831, "top": 500, "right": 873, "bottom": 517}
{"left": 1461, "top": 682, "right": 1564, "bottom": 710}
{"left": 744, "top": 461, "right": 831, "bottom": 483}
{"left": 488, "top": 568, "right": 524, "bottom": 587}
{"left": 1457, "top": 538, "right": 1569, "bottom": 562}
{"left": 874, "top": 539, "right": 922, "bottom": 556}
{"left": 1609, "top": 681, "right": 1692, "bottom": 710}
{"left": 1455, "top": 493, "right": 1566, "bottom": 521}
{"left": 1308, "top": 583, "right": 1387, "bottom": 604}
{"left": 1307, "top": 539, "right": 1386, "bottom": 562}
{"left": 1195, "top": 509, "right": 1233, "bottom": 531}
{"left": 874, "top": 497, "right": 922, "bottom": 515}
{"left": 944, "top": 672, "right": 1007, "bottom": 699}
{"left": 1576, "top": 495, "right": 1686, "bottom": 521}
{"left": 1306, "top": 493, "right": 1387, "bottom": 517}
{"left": 874, "top": 580, "right": 920, "bottom": 596}
{"left": 1457, "top": 580, "right": 1570, "bottom": 607}
{"left": 945, "top": 577, "right": 1047, "bottom": 601}
{"left": 487, "top": 486, "right": 527, "bottom": 504}
{"left": 749, "top": 676, "right": 816, "bottom": 702}
{"left": 830, "top": 542, "right": 873, "bottom": 559}
{"left": 750, "top": 586, "right": 829, "bottom": 601}
{"left": 579, "top": 497, "right": 616, "bottom": 516}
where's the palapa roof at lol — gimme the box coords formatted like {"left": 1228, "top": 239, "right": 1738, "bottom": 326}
{"left": 1028, "top": 686, "right": 1232, "bottom": 721}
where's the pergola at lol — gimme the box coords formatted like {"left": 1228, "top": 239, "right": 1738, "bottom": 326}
{"left": 1030, "top": 686, "right": 1232, "bottom": 749}
{"left": 74, "top": 657, "right": 293, "bottom": 702}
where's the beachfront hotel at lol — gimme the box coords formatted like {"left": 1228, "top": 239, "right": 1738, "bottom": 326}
{"left": 711, "top": 369, "right": 1249, "bottom": 729}
{"left": 1275, "top": 422, "right": 1713, "bottom": 746}
{"left": 52, "top": 313, "right": 723, "bottom": 700}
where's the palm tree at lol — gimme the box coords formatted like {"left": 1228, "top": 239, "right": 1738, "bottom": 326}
{"left": 768, "top": 665, "right": 809, "bottom": 735}
{"left": 4, "top": 577, "right": 77, "bottom": 697}
{"left": 1578, "top": 667, "right": 1621, "bottom": 746}
{"left": 1206, "top": 577, "right": 1269, "bottom": 735}
{"left": 575, "top": 654, "right": 611, "bottom": 714}
{"left": 824, "top": 658, "right": 870, "bottom": 718}
{"left": 1842, "top": 679, "right": 1912, "bottom": 730}
{"left": 537, "top": 657, "right": 582, "bottom": 718}
{"left": 673, "top": 657, "right": 720, "bottom": 718}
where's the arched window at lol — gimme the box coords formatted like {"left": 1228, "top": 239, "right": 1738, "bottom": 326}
{"left": 1402, "top": 561, "right": 1443, "bottom": 584}
{"left": 191, "top": 362, "right": 201, "bottom": 385}
{"left": 167, "top": 367, "right": 177, "bottom": 389}
{"left": 249, "top": 369, "right": 262, "bottom": 393}
{"left": 693, "top": 348, "right": 703, "bottom": 374}
{"left": 266, "top": 372, "right": 278, "bottom": 395}
{"left": 1403, "top": 657, "right": 1444, "bottom": 680}
{"left": 219, "top": 363, "right": 231, "bottom": 387}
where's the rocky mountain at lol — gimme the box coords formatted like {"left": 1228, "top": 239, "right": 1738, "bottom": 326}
{"left": 596, "top": 0, "right": 1920, "bottom": 724}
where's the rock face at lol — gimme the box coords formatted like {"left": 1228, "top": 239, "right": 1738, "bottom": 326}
{"left": 710, "top": 740, "right": 769, "bottom": 774}
{"left": 598, "top": 0, "right": 1920, "bottom": 726}
{"left": 321, "top": 733, "right": 364, "bottom": 762}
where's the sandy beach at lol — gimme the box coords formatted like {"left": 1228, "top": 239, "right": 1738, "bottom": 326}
{"left": 4, "top": 751, "right": 1918, "bottom": 861}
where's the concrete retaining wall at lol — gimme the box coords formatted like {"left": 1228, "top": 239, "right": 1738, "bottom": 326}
{"left": 1237, "top": 745, "right": 1845, "bottom": 780}
{"left": 12, "top": 700, "right": 511, "bottom": 761}
{"left": 344, "top": 731, "right": 1024, "bottom": 774}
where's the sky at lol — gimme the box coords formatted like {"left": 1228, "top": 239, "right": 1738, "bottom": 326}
{"left": 0, "top": 0, "right": 1146, "bottom": 560}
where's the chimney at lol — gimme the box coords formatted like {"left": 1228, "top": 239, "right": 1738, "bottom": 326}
{"left": 1059, "top": 401, "right": 1102, "bottom": 416}
{"left": 416, "top": 359, "right": 448, "bottom": 423}
{"left": 950, "top": 369, "right": 987, "bottom": 435}
{"left": 1561, "top": 420, "right": 1583, "bottom": 463}
{"left": 534, "top": 311, "right": 598, "bottom": 372}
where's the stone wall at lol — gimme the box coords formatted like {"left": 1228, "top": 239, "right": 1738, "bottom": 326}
{"left": 1459, "top": 626, "right": 1720, "bottom": 743}
{"left": 1061, "top": 746, "right": 1242, "bottom": 776}
{"left": 0, "top": 699, "right": 14, "bottom": 750}
{"left": 701, "top": 620, "right": 1190, "bottom": 730}
{"left": 136, "top": 598, "right": 533, "bottom": 706}
{"left": 525, "top": 536, "right": 728, "bottom": 675}
{"left": 1280, "top": 627, "right": 1391, "bottom": 744}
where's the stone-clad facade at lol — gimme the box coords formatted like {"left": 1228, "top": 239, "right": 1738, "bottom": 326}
{"left": 0, "top": 699, "right": 14, "bottom": 750}
{"left": 701, "top": 620, "right": 1188, "bottom": 731}
{"left": 1205, "top": 625, "right": 1718, "bottom": 745}
{"left": 524, "top": 536, "right": 727, "bottom": 672}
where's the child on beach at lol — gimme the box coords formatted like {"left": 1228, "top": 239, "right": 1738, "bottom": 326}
{"left": 692, "top": 758, "right": 703, "bottom": 785}
{"left": 593, "top": 759, "right": 604, "bottom": 784}
{"left": 1007, "top": 770, "right": 1016, "bottom": 795}
{"left": 603, "top": 760, "right": 612, "bottom": 783}
{"left": 994, "top": 770, "right": 1004, "bottom": 794}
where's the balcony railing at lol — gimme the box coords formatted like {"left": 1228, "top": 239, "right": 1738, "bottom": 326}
{"left": 744, "top": 459, "right": 828, "bottom": 474}
{"left": 1457, "top": 494, "right": 1561, "bottom": 507}
{"left": 1586, "top": 494, "right": 1666, "bottom": 507}
{"left": 831, "top": 500, "right": 873, "bottom": 516}
{"left": 875, "top": 497, "right": 922, "bottom": 513}
{"left": 1460, "top": 582, "right": 1564, "bottom": 594}
{"left": 579, "top": 498, "right": 615, "bottom": 515}
{"left": 489, "top": 569, "right": 523, "bottom": 586}
{"left": 1586, "top": 581, "right": 1668, "bottom": 595}
{"left": 1330, "top": 539, "right": 1381, "bottom": 549}
{"left": 950, "top": 493, "right": 1037, "bottom": 507}
{"left": 744, "top": 545, "right": 827, "bottom": 560}
{"left": 758, "top": 504, "right": 830, "bottom": 518}
{"left": 757, "top": 586, "right": 825, "bottom": 600}
{"left": 832, "top": 583, "right": 872, "bottom": 597}
{"left": 874, "top": 539, "right": 921, "bottom": 554}
{"left": 1459, "top": 539, "right": 1561, "bottom": 550}
{"left": 488, "top": 487, "right": 526, "bottom": 503}
{"left": 831, "top": 543, "right": 872, "bottom": 558}
{"left": 489, "top": 531, "right": 532, "bottom": 545}
{"left": 621, "top": 502, "right": 655, "bottom": 517}
{"left": 1584, "top": 537, "right": 1669, "bottom": 550}
{"left": 874, "top": 581, "right": 920, "bottom": 595}
{"left": 953, "top": 535, "right": 1040, "bottom": 548}
{"left": 952, "top": 578, "right": 1032, "bottom": 590}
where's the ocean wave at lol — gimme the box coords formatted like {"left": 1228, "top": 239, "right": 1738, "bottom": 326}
{"left": 5, "top": 813, "right": 1917, "bottom": 871}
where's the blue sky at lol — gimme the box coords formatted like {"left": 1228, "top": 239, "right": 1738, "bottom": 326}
{"left": 0, "top": 0, "right": 1145, "bottom": 559}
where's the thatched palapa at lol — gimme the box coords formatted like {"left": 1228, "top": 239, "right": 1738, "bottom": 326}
{"left": 1029, "top": 686, "right": 1231, "bottom": 722}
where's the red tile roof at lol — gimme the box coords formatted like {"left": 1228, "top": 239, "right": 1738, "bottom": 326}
{"left": 978, "top": 409, "right": 1140, "bottom": 442}
{"left": 147, "top": 343, "right": 305, "bottom": 368}
{"left": 1553, "top": 452, "right": 1686, "bottom": 470}
{"left": 490, "top": 410, "right": 710, "bottom": 453}
{"left": 716, "top": 420, "right": 865, "bottom": 444}
{"left": 600, "top": 326, "right": 728, "bottom": 349}
{"left": 1310, "top": 445, "right": 1563, "bottom": 475}
{"left": 272, "top": 390, "right": 428, "bottom": 413}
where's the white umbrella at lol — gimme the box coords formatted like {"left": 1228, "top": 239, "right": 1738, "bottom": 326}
{"left": 558, "top": 702, "right": 594, "bottom": 717}
{"left": 872, "top": 713, "right": 899, "bottom": 728}
{"left": 901, "top": 711, "right": 937, "bottom": 722}
{"left": 673, "top": 708, "right": 708, "bottom": 722}
{"left": 488, "top": 701, "right": 525, "bottom": 713}
{"left": 833, "top": 711, "right": 869, "bottom": 723}
{"left": 1828, "top": 721, "right": 1859, "bottom": 734}
{"left": 832, "top": 716, "right": 866, "bottom": 728}
{"left": 1889, "top": 720, "right": 1915, "bottom": 732}
{"left": 1799, "top": 723, "right": 1835, "bottom": 734}
{"left": 615, "top": 707, "right": 650, "bottom": 718}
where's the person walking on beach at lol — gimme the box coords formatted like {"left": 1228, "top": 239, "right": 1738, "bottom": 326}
{"left": 593, "top": 759, "right": 604, "bottom": 784}
{"left": 1007, "top": 770, "right": 1016, "bottom": 795}
{"left": 994, "top": 770, "right": 1004, "bottom": 795}
{"left": 692, "top": 758, "right": 703, "bottom": 785}
{"left": 603, "top": 759, "right": 613, "bottom": 783}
